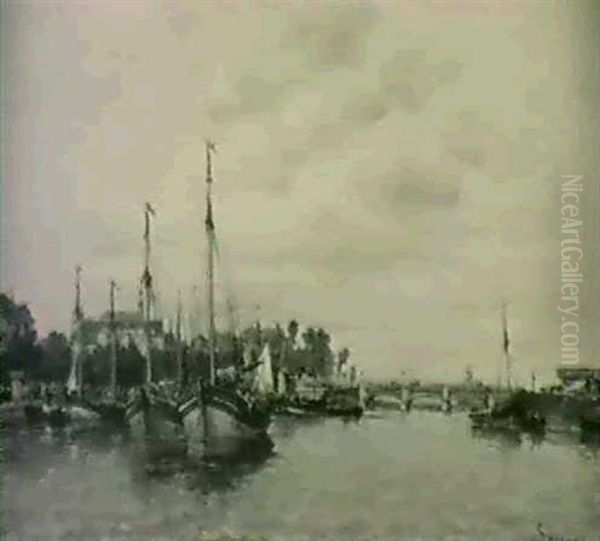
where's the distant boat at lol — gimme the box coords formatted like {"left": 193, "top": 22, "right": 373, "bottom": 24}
{"left": 179, "top": 142, "right": 273, "bottom": 461}
{"left": 469, "top": 303, "right": 546, "bottom": 434}
{"left": 279, "top": 371, "right": 365, "bottom": 418}
{"left": 50, "top": 267, "right": 122, "bottom": 431}
{"left": 579, "top": 400, "right": 600, "bottom": 433}
{"left": 469, "top": 389, "right": 546, "bottom": 434}
{"left": 369, "top": 393, "right": 405, "bottom": 411}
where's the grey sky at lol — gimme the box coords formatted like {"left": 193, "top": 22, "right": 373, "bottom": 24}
{"left": 2, "top": 1, "right": 598, "bottom": 383}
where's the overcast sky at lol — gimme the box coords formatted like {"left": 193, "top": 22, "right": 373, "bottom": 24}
{"left": 2, "top": 1, "right": 598, "bottom": 383}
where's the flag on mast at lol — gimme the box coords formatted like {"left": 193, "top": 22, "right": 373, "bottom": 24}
{"left": 502, "top": 302, "right": 512, "bottom": 388}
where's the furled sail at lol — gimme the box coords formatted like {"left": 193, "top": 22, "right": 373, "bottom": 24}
{"left": 67, "top": 338, "right": 82, "bottom": 394}
{"left": 255, "top": 343, "right": 274, "bottom": 394}
{"left": 66, "top": 355, "right": 78, "bottom": 394}
{"left": 137, "top": 332, "right": 150, "bottom": 362}
{"left": 277, "top": 369, "right": 286, "bottom": 396}
{"left": 242, "top": 342, "right": 253, "bottom": 368}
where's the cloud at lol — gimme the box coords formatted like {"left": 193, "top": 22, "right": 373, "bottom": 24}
{"left": 380, "top": 50, "right": 464, "bottom": 114}
{"left": 2, "top": 0, "right": 598, "bottom": 382}
{"left": 282, "top": 3, "right": 377, "bottom": 70}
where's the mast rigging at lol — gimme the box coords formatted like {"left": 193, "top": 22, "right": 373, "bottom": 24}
{"left": 140, "top": 202, "right": 156, "bottom": 383}
{"left": 69, "top": 265, "right": 84, "bottom": 395}
{"left": 176, "top": 290, "right": 184, "bottom": 390}
{"left": 502, "top": 301, "right": 512, "bottom": 390}
{"left": 205, "top": 141, "right": 217, "bottom": 386}
{"left": 109, "top": 279, "right": 118, "bottom": 399}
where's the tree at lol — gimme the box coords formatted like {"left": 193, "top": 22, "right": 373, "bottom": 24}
{"left": 314, "top": 328, "right": 334, "bottom": 377}
{"left": 287, "top": 320, "right": 299, "bottom": 344}
{"left": 296, "top": 327, "right": 334, "bottom": 377}
{"left": 302, "top": 327, "right": 317, "bottom": 353}
{"left": 39, "top": 331, "right": 71, "bottom": 382}
{"left": 0, "top": 315, "right": 10, "bottom": 399}
{"left": 337, "top": 347, "right": 350, "bottom": 372}
{"left": 0, "top": 293, "right": 42, "bottom": 378}
{"left": 465, "top": 365, "right": 474, "bottom": 386}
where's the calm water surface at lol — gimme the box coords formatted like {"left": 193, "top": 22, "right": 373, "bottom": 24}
{"left": 3, "top": 412, "right": 600, "bottom": 541}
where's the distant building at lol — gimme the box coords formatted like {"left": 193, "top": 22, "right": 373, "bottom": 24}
{"left": 556, "top": 366, "right": 600, "bottom": 386}
{"left": 74, "top": 311, "right": 166, "bottom": 355}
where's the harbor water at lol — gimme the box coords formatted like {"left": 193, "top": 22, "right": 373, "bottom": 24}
{"left": 3, "top": 411, "right": 600, "bottom": 541}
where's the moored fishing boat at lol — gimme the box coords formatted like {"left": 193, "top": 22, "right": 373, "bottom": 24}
{"left": 125, "top": 203, "right": 186, "bottom": 460}
{"left": 179, "top": 141, "right": 273, "bottom": 462}
{"left": 322, "top": 384, "right": 365, "bottom": 417}
{"left": 180, "top": 380, "right": 272, "bottom": 461}
{"left": 469, "top": 303, "right": 546, "bottom": 435}
{"left": 278, "top": 379, "right": 365, "bottom": 418}
{"left": 469, "top": 389, "right": 546, "bottom": 434}
{"left": 125, "top": 383, "right": 186, "bottom": 461}
{"left": 64, "top": 269, "right": 127, "bottom": 430}
{"left": 579, "top": 400, "right": 600, "bottom": 433}
{"left": 368, "top": 393, "right": 405, "bottom": 412}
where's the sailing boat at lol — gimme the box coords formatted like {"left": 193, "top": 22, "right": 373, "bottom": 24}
{"left": 89, "top": 279, "right": 127, "bottom": 425}
{"left": 36, "top": 265, "right": 104, "bottom": 431}
{"left": 469, "top": 303, "right": 545, "bottom": 433}
{"left": 66, "top": 265, "right": 85, "bottom": 398}
{"left": 125, "top": 203, "right": 186, "bottom": 461}
{"left": 179, "top": 141, "right": 273, "bottom": 461}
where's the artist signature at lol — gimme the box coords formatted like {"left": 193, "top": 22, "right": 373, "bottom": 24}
{"left": 537, "top": 522, "right": 597, "bottom": 541}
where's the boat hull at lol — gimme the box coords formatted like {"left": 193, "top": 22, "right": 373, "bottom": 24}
{"left": 180, "top": 388, "right": 272, "bottom": 461}
{"left": 579, "top": 404, "right": 600, "bottom": 433}
{"left": 370, "top": 394, "right": 406, "bottom": 412}
{"left": 279, "top": 385, "right": 365, "bottom": 418}
{"left": 126, "top": 393, "right": 186, "bottom": 462}
{"left": 182, "top": 403, "right": 272, "bottom": 461}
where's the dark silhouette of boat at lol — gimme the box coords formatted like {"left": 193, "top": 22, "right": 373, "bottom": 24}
{"left": 469, "top": 389, "right": 546, "bottom": 435}
{"left": 579, "top": 400, "right": 600, "bottom": 433}
{"left": 180, "top": 381, "right": 272, "bottom": 461}
{"left": 126, "top": 383, "right": 187, "bottom": 461}
{"left": 179, "top": 142, "right": 273, "bottom": 462}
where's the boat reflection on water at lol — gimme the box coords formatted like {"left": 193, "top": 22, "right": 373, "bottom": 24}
{"left": 470, "top": 424, "right": 525, "bottom": 448}
{"left": 577, "top": 425, "right": 600, "bottom": 453}
{"left": 183, "top": 446, "right": 275, "bottom": 495}
{"left": 470, "top": 420, "right": 600, "bottom": 454}
{"left": 126, "top": 384, "right": 187, "bottom": 465}
{"left": 127, "top": 431, "right": 275, "bottom": 497}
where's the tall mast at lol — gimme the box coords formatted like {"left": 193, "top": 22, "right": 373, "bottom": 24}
{"left": 502, "top": 301, "right": 512, "bottom": 390}
{"left": 74, "top": 264, "right": 84, "bottom": 322}
{"left": 141, "top": 202, "right": 156, "bottom": 322}
{"left": 140, "top": 202, "right": 156, "bottom": 383}
{"left": 109, "top": 279, "right": 118, "bottom": 399}
{"left": 205, "top": 140, "right": 217, "bottom": 385}
{"left": 176, "top": 290, "right": 184, "bottom": 390}
{"left": 69, "top": 265, "right": 84, "bottom": 395}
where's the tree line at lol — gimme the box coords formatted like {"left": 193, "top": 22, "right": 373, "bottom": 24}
{"left": 1, "top": 292, "right": 352, "bottom": 397}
